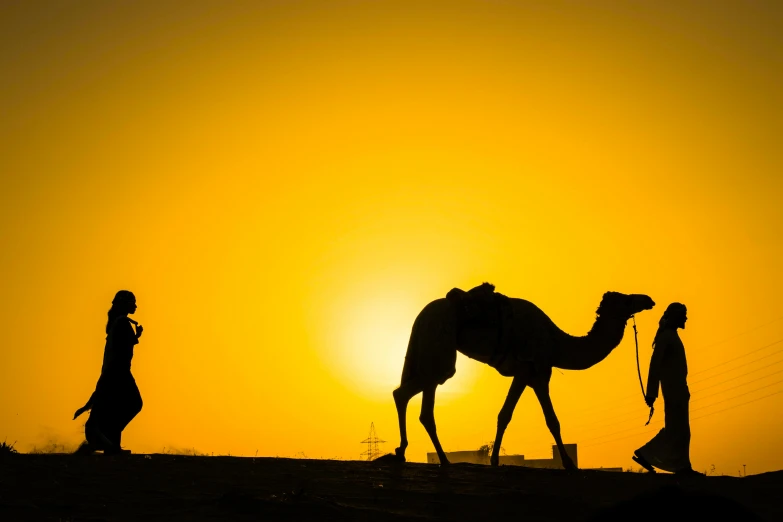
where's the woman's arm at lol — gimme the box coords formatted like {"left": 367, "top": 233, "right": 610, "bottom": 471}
{"left": 114, "top": 317, "right": 140, "bottom": 346}
{"left": 128, "top": 318, "right": 143, "bottom": 340}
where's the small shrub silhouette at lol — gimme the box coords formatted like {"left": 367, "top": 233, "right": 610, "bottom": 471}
{"left": 1, "top": 438, "right": 18, "bottom": 455}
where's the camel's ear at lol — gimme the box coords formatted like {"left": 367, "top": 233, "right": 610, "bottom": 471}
{"left": 599, "top": 291, "right": 618, "bottom": 305}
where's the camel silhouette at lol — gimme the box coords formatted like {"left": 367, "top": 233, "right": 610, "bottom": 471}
{"left": 391, "top": 284, "right": 655, "bottom": 469}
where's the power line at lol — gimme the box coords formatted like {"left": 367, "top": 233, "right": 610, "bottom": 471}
{"left": 567, "top": 390, "right": 640, "bottom": 417}
{"left": 693, "top": 367, "right": 783, "bottom": 397}
{"left": 575, "top": 359, "right": 783, "bottom": 431}
{"left": 515, "top": 321, "right": 783, "bottom": 451}
{"left": 691, "top": 379, "right": 783, "bottom": 411}
{"left": 567, "top": 395, "right": 641, "bottom": 426}
{"left": 690, "top": 340, "right": 783, "bottom": 380}
{"left": 571, "top": 368, "right": 783, "bottom": 435}
{"left": 569, "top": 361, "right": 783, "bottom": 435}
{"left": 576, "top": 379, "right": 783, "bottom": 445}
{"left": 570, "top": 394, "right": 670, "bottom": 431}
{"left": 582, "top": 389, "right": 783, "bottom": 449}
{"left": 691, "top": 390, "right": 783, "bottom": 421}
{"left": 577, "top": 416, "right": 663, "bottom": 446}
{"left": 690, "top": 355, "right": 783, "bottom": 387}
{"left": 574, "top": 408, "right": 658, "bottom": 435}
{"left": 690, "top": 381, "right": 783, "bottom": 414}
{"left": 571, "top": 333, "right": 783, "bottom": 418}
{"left": 580, "top": 420, "right": 668, "bottom": 450}
{"left": 692, "top": 316, "right": 783, "bottom": 353}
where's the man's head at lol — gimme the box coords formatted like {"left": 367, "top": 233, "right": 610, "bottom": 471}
{"left": 660, "top": 302, "right": 687, "bottom": 330}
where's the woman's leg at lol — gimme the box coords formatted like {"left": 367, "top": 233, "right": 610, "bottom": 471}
{"left": 116, "top": 375, "right": 143, "bottom": 434}
{"left": 85, "top": 413, "right": 116, "bottom": 451}
{"left": 85, "top": 375, "right": 126, "bottom": 452}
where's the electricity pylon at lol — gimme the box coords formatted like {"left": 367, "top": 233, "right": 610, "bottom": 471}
{"left": 360, "top": 422, "right": 385, "bottom": 461}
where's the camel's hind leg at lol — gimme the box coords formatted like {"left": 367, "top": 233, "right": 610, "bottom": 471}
{"left": 420, "top": 384, "right": 449, "bottom": 465}
{"left": 392, "top": 380, "right": 423, "bottom": 461}
{"left": 490, "top": 374, "right": 527, "bottom": 466}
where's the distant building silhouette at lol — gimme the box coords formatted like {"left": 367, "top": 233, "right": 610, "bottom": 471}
{"left": 426, "top": 449, "right": 492, "bottom": 466}
{"left": 426, "top": 444, "right": 620, "bottom": 471}
{"left": 427, "top": 444, "right": 578, "bottom": 467}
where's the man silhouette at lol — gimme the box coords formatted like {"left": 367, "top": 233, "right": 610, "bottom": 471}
{"left": 633, "top": 303, "right": 703, "bottom": 475}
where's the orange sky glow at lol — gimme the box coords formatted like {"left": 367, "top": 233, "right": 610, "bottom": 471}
{"left": 1, "top": 1, "right": 782, "bottom": 475}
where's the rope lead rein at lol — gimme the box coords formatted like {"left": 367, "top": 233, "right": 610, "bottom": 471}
{"left": 632, "top": 315, "right": 655, "bottom": 426}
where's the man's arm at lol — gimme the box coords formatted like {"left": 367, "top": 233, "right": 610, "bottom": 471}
{"left": 646, "top": 332, "right": 670, "bottom": 406}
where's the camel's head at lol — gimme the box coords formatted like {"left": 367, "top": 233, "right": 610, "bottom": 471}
{"left": 597, "top": 292, "right": 655, "bottom": 320}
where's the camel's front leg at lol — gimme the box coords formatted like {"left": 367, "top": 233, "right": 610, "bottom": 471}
{"left": 490, "top": 375, "right": 527, "bottom": 466}
{"left": 533, "top": 373, "right": 577, "bottom": 471}
{"left": 420, "top": 384, "right": 449, "bottom": 465}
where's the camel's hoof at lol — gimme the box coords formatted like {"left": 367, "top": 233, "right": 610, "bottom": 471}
{"left": 490, "top": 458, "right": 499, "bottom": 467}
{"left": 562, "top": 458, "right": 578, "bottom": 471}
{"left": 375, "top": 453, "right": 405, "bottom": 463}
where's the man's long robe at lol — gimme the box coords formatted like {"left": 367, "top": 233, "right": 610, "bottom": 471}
{"left": 636, "top": 328, "right": 691, "bottom": 473}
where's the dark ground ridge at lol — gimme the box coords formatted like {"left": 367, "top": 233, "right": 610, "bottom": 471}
{"left": 1, "top": 454, "right": 780, "bottom": 521}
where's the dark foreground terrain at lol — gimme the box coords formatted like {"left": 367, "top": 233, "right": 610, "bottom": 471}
{"left": 1, "top": 454, "right": 781, "bottom": 521}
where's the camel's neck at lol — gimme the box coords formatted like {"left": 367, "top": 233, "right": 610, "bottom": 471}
{"left": 553, "top": 314, "right": 629, "bottom": 370}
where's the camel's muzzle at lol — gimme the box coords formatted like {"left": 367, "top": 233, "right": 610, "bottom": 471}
{"left": 630, "top": 295, "right": 655, "bottom": 314}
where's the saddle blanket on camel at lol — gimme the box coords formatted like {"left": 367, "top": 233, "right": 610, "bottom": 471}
{"left": 446, "top": 283, "right": 556, "bottom": 376}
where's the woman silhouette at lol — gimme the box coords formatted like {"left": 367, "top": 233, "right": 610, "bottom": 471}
{"left": 74, "top": 290, "right": 144, "bottom": 454}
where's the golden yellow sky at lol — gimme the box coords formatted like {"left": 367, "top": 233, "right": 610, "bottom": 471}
{"left": 2, "top": 1, "right": 782, "bottom": 474}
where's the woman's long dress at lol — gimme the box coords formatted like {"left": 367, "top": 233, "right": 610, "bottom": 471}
{"left": 84, "top": 317, "right": 143, "bottom": 450}
{"left": 635, "top": 329, "right": 691, "bottom": 473}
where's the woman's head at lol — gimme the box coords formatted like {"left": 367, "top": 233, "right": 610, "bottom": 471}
{"left": 107, "top": 290, "right": 137, "bottom": 333}
{"left": 112, "top": 290, "right": 137, "bottom": 314}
